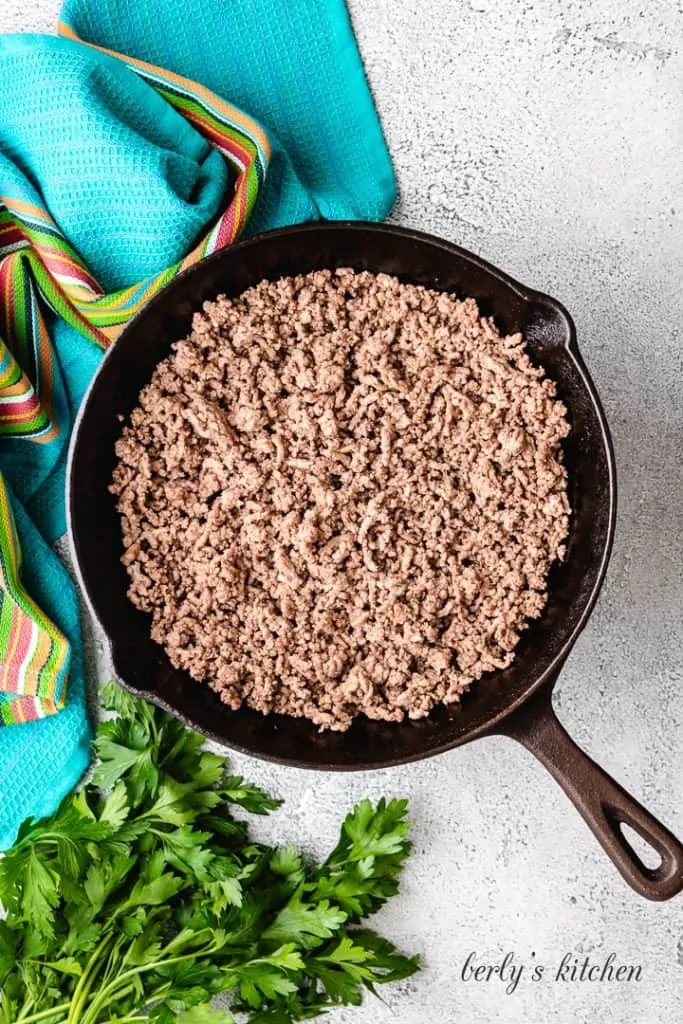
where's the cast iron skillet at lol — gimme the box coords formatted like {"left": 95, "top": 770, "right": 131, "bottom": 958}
{"left": 68, "top": 223, "right": 683, "bottom": 901}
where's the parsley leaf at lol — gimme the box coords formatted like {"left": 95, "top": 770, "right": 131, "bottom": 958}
{"left": 221, "top": 777, "right": 284, "bottom": 815}
{"left": 21, "top": 851, "right": 59, "bottom": 937}
{"left": 263, "top": 889, "right": 348, "bottom": 947}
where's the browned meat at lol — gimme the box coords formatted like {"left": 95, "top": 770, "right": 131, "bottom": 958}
{"left": 111, "top": 269, "right": 570, "bottom": 730}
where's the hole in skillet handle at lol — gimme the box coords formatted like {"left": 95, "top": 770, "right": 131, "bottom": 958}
{"left": 618, "top": 822, "right": 663, "bottom": 871}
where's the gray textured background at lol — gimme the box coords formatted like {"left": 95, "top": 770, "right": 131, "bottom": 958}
{"left": 4, "top": 1, "right": 682, "bottom": 1021}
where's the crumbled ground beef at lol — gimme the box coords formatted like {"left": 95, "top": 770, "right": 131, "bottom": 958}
{"left": 111, "top": 269, "right": 570, "bottom": 730}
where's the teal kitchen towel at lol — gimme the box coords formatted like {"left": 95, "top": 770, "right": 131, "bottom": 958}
{"left": 0, "top": 0, "right": 395, "bottom": 848}
{"left": 60, "top": 0, "right": 396, "bottom": 231}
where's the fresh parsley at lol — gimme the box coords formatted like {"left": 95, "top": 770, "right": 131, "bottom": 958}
{"left": 0, "top": 683, "right": 418, "bottom": 1023}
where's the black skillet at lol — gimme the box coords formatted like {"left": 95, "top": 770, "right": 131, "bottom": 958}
{"left": 67, "top": 223, "right": 683, "bottom": 901}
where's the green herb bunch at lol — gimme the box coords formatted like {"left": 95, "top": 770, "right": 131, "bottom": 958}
{"left": 0, "top": 684, "right": 418, "bottom": 1024}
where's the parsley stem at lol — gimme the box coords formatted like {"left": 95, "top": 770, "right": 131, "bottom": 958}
{"left": 65, "top": 933, "right": 115, "bottom": 1024}
{"left": 13, "top": 1006, "right": 69, "bottom": 1024}
{"left": 78, "top": 944, "right": 218, "bottom": 1024}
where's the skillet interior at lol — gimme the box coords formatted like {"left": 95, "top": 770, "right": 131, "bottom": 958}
{"left": 68, "top": 223, "right": 615, "bottom": 768}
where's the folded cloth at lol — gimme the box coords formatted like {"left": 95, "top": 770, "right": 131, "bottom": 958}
{"left": 0, "top": 0, "right": 395, "bottom": 848}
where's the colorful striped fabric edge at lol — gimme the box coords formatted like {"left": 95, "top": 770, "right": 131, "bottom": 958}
{"left": 0, "top": 484, "right": 70, "bottom": 725}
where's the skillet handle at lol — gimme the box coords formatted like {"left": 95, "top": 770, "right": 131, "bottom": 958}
{"left": 498, "top": 684, "right": 683, "bottom": 901}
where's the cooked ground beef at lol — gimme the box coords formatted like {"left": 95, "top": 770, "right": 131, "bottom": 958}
{"left": 111, "top": 269, "right": 570, "bottom": 730}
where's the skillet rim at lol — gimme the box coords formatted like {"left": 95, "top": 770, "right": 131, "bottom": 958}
{"left": 67, "top": 221, "right": 617, "bottom": 768}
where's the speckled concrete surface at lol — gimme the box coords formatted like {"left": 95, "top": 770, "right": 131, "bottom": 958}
{"left": 5, "top": 1, "right": 682, "bottom": 1021}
